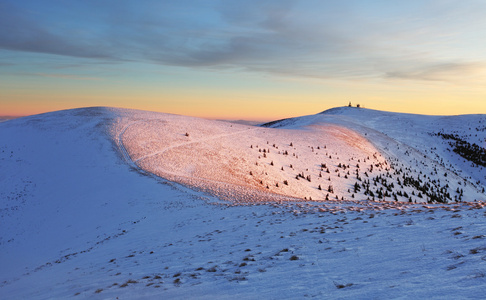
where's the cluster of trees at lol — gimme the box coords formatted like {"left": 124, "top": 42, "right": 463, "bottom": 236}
{"left": 402, "top": 175, "right": 452, "bottom": 203}
{"left": 350, "top": 171, "right": 453, "bottom": 203}
{"left": 436, "top": 132, "right": 486, "bottom": 167}
{"left": 248, "top": 138, "right": 466, "bottom": 204}
{"left": 296, "top": 172, "right": 312, "bottom": 182}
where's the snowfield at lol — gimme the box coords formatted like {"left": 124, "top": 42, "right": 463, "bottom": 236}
{"left": 115, "top": 109, "right": 391, "bottom": 204}
{"left": 1, "top": 106, "right": 485, "bottom": 299}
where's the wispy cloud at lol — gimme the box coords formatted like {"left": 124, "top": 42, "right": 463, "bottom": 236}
{"left": 36, "top": 73, "right": 101, "bottom": 81}
{"left": 2, "top": 0, "right": 486, "bottom": 84}
{"left": 9, "top": 71, "right": 101, "bottom": 81}
{"left": 385, "top": 62, "right": 486, "bottom": 84}
{"left": 0, "top": 1, "right": 115, "bottom": 59}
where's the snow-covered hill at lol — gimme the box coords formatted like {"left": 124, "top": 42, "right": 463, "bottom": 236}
{"left": 116, "top": 106, "right": 485, "bottom": 204}
{"left": 114, "top": 108, "right": 394, "bottom": 204}
{"left": 1, "top": 107, "right": 485, "bottom": 299}
{"left": 264, "top": 106, "right": 486, "bottom": 203}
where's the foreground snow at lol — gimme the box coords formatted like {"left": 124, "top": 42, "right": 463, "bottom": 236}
{"left": 1, "top": 107, "right": 485, "bottom": 299}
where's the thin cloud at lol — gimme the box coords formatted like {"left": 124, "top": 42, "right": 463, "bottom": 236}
{"left": 36, "top": 73, "right": 101, "bottom": 81}
{"left": 0, "top": 1, "right": 115, "bottom": 59}
{"left": 2, "top": 0, "right": 486, "bottom": 84}
{"left": 385, "top": 62, "right": 486, "bottom": 84}
{"left": 9, "top": 72, "right": 101, "bottom": 81}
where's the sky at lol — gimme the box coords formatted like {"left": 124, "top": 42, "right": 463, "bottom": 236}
{"left": 1, "top": 0, "right": 486, "bottom": 121}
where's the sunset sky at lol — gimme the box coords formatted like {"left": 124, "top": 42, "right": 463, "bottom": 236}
{"left": 1, "top": 0, "right": 486, "bottom": 121}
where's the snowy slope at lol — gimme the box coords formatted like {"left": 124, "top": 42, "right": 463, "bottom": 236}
{"left": 118, "top": 106, "right": 485, "bottom": 204}
{"left": 114, "top": 108, "right": 395, "bottom": 204}
{"left": 317, "top": 106, "right": 486, "bottom": 187}
{"left": 264, "top": 106, "right": 486, "bottom": 203}
{"left": 1, "top": 107, "right": 485, "bottom": 299}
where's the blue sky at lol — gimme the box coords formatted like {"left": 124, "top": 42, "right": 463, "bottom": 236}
{"left": 1, "top": 0, "right": 486, "bottom": 119}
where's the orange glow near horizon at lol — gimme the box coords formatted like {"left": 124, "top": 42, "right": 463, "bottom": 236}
{"left": 2, "top": 67, "right": 486, "bottom": 120}
{"left": 2, "top": 90, "right": 486, "bottom": 121}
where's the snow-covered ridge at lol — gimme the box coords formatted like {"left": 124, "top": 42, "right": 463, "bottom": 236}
{"left": 2, "top": 106, "right": 486, "bottom": 299}
{"left": 2, "top": 106, "right": 484, "bottom": 206}
{"left": 113, "top": 106, "right": 485, "bottom": 204}
{"left": 264, "top": 106, "right": 486, "bottom": 202}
